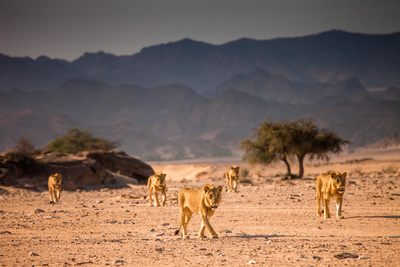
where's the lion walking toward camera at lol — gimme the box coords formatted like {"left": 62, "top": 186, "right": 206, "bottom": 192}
{"left": 147, "top": 173, "right": 167, "bottom": 207}
{"left": 225, "top": 165, "right": 240, "bottom": 193}
{"left": 174, "top": 184, "right": 222, "bottom": 239}
{"left": 316, "top": 171, "right": 347, "bottom": 219}
{"left": 48, "top": 173, "right": 62, "bottom": 204}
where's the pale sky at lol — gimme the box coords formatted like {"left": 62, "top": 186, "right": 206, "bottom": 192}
{"left": 1, "top": 0, "right": 399, "bottom": 61}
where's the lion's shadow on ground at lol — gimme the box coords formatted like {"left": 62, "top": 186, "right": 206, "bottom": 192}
{"left": 348, "top": 215, "right": 400, "bottom": 219}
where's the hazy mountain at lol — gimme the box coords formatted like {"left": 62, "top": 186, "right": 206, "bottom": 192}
{"left": 1, "top": 30, "right": 400, "bottom": 159}
{"left": 1, "top": 30, "right": 399, "bottom": 92}
{"left": 1, "top": 76, "right": 398, "bottom": 159}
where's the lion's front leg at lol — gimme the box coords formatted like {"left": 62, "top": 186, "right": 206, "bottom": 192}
{"left": 198, "top": 221, "right": 206, "bottom": 238}
{"left": 316, "top": 193, "right": 322, "bottom": 217}
{"left": 201, "top": 215, "right": 218, "bottom": 239}
{"left": 336, "top": 197, "right": 344, "bottom": 219}
{"left": 154, "top": 191, "right": 160, "bottom": 206}
{"left": 148, "top": 188, "right": 153, "bottom": 206}
{"left": 323, "top": 197, "right": 330, "bottom": 218}
{"left": 49, "top": 188, "right": 55, "bottom": 204}
{"left": 161, "top": 190, "right": 166, "bottom": 206}
{"left": 232, "top": 179, "right": 238, "bottom": 192}
{"left": 55, "top": 189, "right": 61, "bottom": 202}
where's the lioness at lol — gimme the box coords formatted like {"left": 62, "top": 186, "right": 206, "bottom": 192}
{"left": 316, "top": 171, "right": 347, "bottom": 219}
{"left": 225, "top": 165, "right": 240, "bottom": 193}
{"left": 147, "top": 172, "right": 167, "bottom": 207}
{"left": 48, "top": 173, "right": 62, "bottom": 204}
{"left": 174, "top": 184, "right": 223, "bottom": 239}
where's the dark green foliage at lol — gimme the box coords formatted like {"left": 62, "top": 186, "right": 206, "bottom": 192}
{"left": 3, "top": 136, "right": 40, "bottom": 174}
{"left": 44, "top": 128, "right": 118, "bottom": 154}
{"left": 240, "top": 119, "right": 349, "bottom": 178}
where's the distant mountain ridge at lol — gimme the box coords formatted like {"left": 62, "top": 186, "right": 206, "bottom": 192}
{"left": 1, "top": 30, "right": 399, "bottom": 92}
{"left": 1, "top": 77, "right": 399, "bottom": 159}
{"left": 1, "top": 30, "right": 400, "bottom": 160}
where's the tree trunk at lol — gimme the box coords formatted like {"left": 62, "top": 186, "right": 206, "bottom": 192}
{"left": 297, "top": 154, "right": 305, "bottom": 179}
{"left": 280, "top": 155, "right": 292, "bottom": 178}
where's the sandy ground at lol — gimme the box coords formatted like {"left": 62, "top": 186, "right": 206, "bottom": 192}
{"left": 1, "top": 148, "right": 399, "bottom": 266}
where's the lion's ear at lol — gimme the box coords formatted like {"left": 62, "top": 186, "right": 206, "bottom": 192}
{"left": 162, "top": 173, "right": 166, "bottom": 178}
{"left": 203, "top": 185, "right": 211, "bottom": 193}
{"left": 342, "top": 172, "right": 347, "bottom": 178}
{"left": 217, "top": 186, "right": 223, "bottom": 193}
{"left": 330, "top": 172, "right": 336, "bottom": 179}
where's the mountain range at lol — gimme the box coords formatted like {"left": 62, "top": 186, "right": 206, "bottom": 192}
{"left": 0, "top": 30, "right": 399, "bottom": 160}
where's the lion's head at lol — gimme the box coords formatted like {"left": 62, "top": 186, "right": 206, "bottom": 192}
{"left": 203, "top": 184, "right": 222, "bottom": 210}
{"left": 231, "top": 166, "right": 240, "bottom": 177}
{"left": 330, "top": 171, "right": 346, "bottom": 194}
{"left": 51, "top": 173, "right": 62, "bottom": 188}
{"left": 153, "top": 173, "right": 166, "bottom": 189}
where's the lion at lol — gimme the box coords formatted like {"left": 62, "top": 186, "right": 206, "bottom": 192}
{"left": 147, "top": 172, "right": 167, "bottom": 207}
{"left": 225, "top": 165, "right": 240, "bottom": 193}
{"left": 174, "top": 184, "right": 223, "bottom": 239}
{"left": 316, "top": 171, "right": 347, "bottom": 219}
{"left": 48, "top": 173, "right": 62, "bottom": 204}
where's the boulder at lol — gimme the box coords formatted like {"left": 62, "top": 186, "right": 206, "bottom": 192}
{"left": 77, "top": 150, "right": 154, "bottom": 184}
{"left": 36, "top": 152, "right": 115, "bottom": 189}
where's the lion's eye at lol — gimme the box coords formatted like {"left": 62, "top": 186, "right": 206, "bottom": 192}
{"left": 209, "top": 194, "right": 213, "bottom": 199}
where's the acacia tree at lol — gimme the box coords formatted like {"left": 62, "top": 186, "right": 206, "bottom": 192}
{"left": 44, "top": 128, "right": 119, "bottom": 154}
{"left": 240, "top": 119, "right": 349, "bottom": 178}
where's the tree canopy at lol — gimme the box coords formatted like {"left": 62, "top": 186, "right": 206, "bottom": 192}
{"left": 240, "top": 119, "right": 349, "bottom": 178}
{"left": 44, "top": 128, "right": 118, "bottom": 154}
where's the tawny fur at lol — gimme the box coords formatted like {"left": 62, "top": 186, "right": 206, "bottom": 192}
{"left": 174, "top": 184, "right": 222, "bottom": 239}
{"left": 225, "top": 166, "right": 240, "bottom": 193}
{"left": 316, "top": 171, "right": 347, "bottom": 219}
{"left": 147, "top": 173, "right": 167, "bottom": 207}
{"left": 48, "top": 173, "right": 62, "bottom": 204}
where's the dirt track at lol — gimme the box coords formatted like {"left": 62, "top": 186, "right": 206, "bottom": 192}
{"left": 1, "top": 151, "right": 400, "bottom": 266}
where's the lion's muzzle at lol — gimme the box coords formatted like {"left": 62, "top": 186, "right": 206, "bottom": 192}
{"left": 338, "top": 188, "right": 345, "bottom": 194}
{"left": 211, "top": 205, "right": 218, "bottom": 210}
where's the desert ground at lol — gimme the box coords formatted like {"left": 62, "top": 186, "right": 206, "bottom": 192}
{"left": 1, "top": 147, "right": 399, "bottom": 266}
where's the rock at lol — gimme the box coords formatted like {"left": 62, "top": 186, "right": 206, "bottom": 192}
{"left": 334, "top": 252, "right": 359, "bottom": 259}
{"left": 78, "top": 150, "right": 154, "bottom": 183}
{"left": 37, "top": 152, "right": 115, "bottom": 188}
{"left": 112, "top": 260, "right": 125, "bottom": 265}
{"left": 35, "top": 209, "right": 45, "bottom": 214}
{"left": 246, "top": 260, "right": 257, "bottom": 264}
{"left": 29, "top": 251, "right": 39, "bottom": 256}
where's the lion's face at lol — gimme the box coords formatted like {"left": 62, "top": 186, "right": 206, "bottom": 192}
{"left": 203, "top": 185, "right": 223, "bottom": 210}
{"left": 51, "top": 173, "right": 62, "bottom": 188}
{"left": 231, "top": 166, "right": 240, "bottom": 177}
{"left": 330, "top": 171, "right": 346, "bottom": 194}
{"left": 153, "top": 173, "right": 166, "bottom": 189}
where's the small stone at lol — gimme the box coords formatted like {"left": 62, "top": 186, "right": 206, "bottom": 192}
{"left": 153, "top": 233, "right": 165, "bottom": 237}
{"left": 35, "top": 209, "right": 45, "bottom": 214}
{"left": 112, "top": 260, "right": 124, "bottom": 265}
{"left": 359, "top": 256, "right": 370, "bottom": 259}
{"left": 29, "top": 251, "right": 39, "bottom": 256}
{"left": 246, "top": 260, "right": 257, "bottom": 264}
{"left": 334, "top": 252, "right": 358, "bottom": 259}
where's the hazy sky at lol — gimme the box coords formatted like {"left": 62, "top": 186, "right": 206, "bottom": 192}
{"left": 1, "top": 0, "right": 399, "bottom": 61}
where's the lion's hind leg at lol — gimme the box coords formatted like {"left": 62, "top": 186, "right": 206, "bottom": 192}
{"left": 180, "top": 207, "right": 192, "bottom": 239}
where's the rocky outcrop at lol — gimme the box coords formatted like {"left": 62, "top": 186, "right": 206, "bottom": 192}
{"left": 77, "top": 150, "right": 154, "bottom": 183}
{"left": 36, "top": 152, "right": 115, "bottom": 189}
{"left": 0, "top": 150, "right": 154, "bottom": 189}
